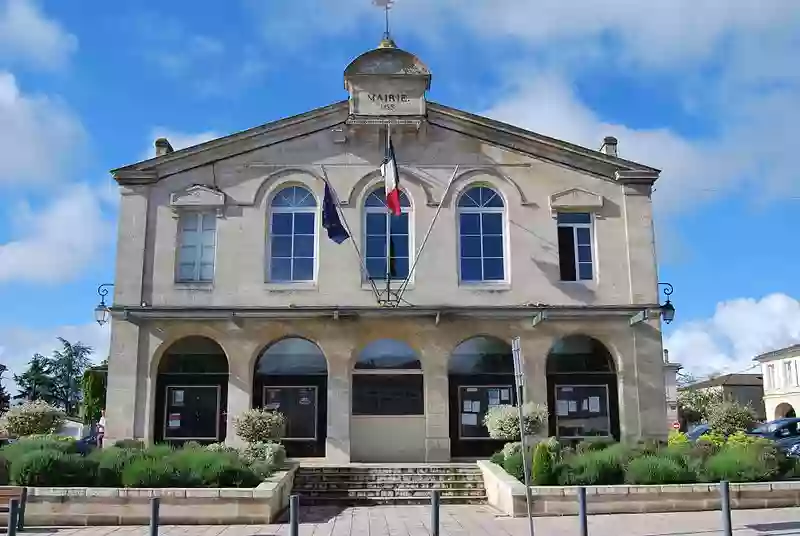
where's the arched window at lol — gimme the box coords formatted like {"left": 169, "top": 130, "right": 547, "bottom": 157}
{"left": 457, "top": 186, "right": 505, "bottom": 282}
{"left": 352, "top": 339, "right": 423, "bottom": 416}
{"left": 364, "top": 188, "right": 411, "bottom": 280}
{"left": 268, "top": 185, "right": 317, "bottom": 282}
{"left": 256, "top": 337, "right": 327, "bottom": 376}
{"left": 449, "top": 336, "right": 514, "bottom": 375}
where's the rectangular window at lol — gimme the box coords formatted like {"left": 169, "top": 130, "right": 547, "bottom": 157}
{"left": 766, "top": 364, "right": 776, "bottom": 390}
{"left": 459, "top": 212, "right": 505, "bottom": 282}
{"left": 785, "top": 361, "right": 794, "bottom": 388}
{"left": 365, "top": 213, "right": 409, "bottom": 280}
{"left": 176, "top": 212, "right": 216, "bottom": 282}
{"left": 352, "top": 374, "right": 424, "bottom": 415}
{"left": 794, "top": 360, "right": 800, "bottom": 387}
{"left": 557, "top": 212, "right": 593, "bottom": 281}
{"left": 269, "top": 211, "right": 315, "bottom": 281}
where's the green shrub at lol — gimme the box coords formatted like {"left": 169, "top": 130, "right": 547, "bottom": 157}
{"left": 206, "top": 442, "right": 239, "bottom": 455}
{"left": 121, "top": 457, "right": 194, "bottom": 487}
{"left": 726, "top": 431, "right": 758, "bottom": 447}
{"left": 1, "top": 435, "right": 79, "bottom": 464}
{"left": 575, "top": 437, "right": 615, "bottom": 455}
{"left": 502, "top": 450, "right": 526, "bottom": 482}
{"left": 489, "top": 451, "right": 505, "bottom": 466}
{"left": 195, "top": 458, "right": 261, "bottom": 487}
{"left": 502, "top": 441, "right": 522, "bottom": 460}
{"left": 668, "top": 430, "right": 690, "bottom": 446}
{"left": 704, "top": 444, "right": 779, "bottom": 482}
{"left": 0, "top": 401, "right": 66, "bottom": 437}
{"left": 707, "top": 401, "right": 756, "bottom": 437}
{"left": 11, "top": 450, "right": 97, "bottom": 486}
{"left": 483, "top": 403, "right": 548, "bottom": 441}
{"left": 142, "top": 444, "right": 174, "bottom": 458}
{"left": 241, "top": 441, "right": 286, "bottom": 469}
{"left": 625, "top": 455, "right": 694, "bottom": 485}
{"left": 90, "top": 447, "right": 145, "bottom": 487}
{"left": 114, "top": 439, "right": 145, "bottom": 449}
{"left": 557, "top": 447, "right": 627, "bottom": 486}
{"left": 531, "top": 441, "right": 556, "bottom": 485}
{"left": 0, "top": 455, "right": 9, "bottom": 485}
{"left": 233, "top": 409, "right": 286, "bottom": 443}
{"left": 183, "top": 441, "right": 204, "bottom": 450}
{"left": 635, "top": 438, "right": 667, "bottom": 456}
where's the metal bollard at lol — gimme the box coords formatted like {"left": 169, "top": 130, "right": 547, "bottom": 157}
{"left": 577, "top": 487, "right": 588, "bottom": 536}
{"left": 430, "top": 489, "right": 441, "bottom": 536}
{"left": 17, "top": 488, "right": 27, "bottom": 531}
{"left": 149, "top": 497, "right": 160, "bottom": 536}
{"left": 720, "top": 481, "right": 732, "bottom": 536}
{"left": 6, "top": 498, "right": 19, "bottom": 536}
{"left": 289, "top": 494, "right": 300, "bottom": 536}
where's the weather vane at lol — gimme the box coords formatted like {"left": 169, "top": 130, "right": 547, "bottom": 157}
{"left": 372, "top": 0, "right": 395, "bottom": 40}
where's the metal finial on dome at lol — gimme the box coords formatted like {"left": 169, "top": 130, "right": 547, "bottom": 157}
{"left": 373, "top": 0, "right": 396, "bottom": 48}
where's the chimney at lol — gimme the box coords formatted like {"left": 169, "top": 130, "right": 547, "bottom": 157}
{"left": 663, "top": 349, "right": 670, "bottom": 364}
{"left": 600, "top": 136, "right": 618, "bottom": 157}
{"left": 155, "top": 137, "right": 174, "bottom": 157}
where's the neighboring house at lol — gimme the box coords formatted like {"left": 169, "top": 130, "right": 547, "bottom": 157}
{"left": 102, "top": 36, "right": 671, "bottom": 463}
{"left": 57, "top": 418, "right": 87, "bottom": 439}
{"left": 681, "top": 374, "right": 766, "bottom": 421}
{"left": 755, "top": 344, "right": 800, "bottom": 420}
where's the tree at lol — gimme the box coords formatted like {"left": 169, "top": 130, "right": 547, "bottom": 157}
{"left": 678, "top": 386, "right": 723, "bottom": 425}
{"left": 13, "top": 354, "right": 55, "bottom": 403}
{"left": 48, "top": 338, "right": 93, "bottom": 417}
{"left": 80, "top": 360, "right": 107, "bottom": 424}
{"left": 0, "top": 364, "right": 10, "bottom": 414}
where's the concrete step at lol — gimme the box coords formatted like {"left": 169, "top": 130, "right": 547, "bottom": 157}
{"left": 297, "top": 495, "right": 488, "bottom": 506}
{"left": 295, "top": 481, "right": 485, "bottom": 490}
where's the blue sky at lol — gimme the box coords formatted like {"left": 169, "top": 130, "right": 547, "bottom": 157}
{"left": 0, "top": 0, "right": 799, "bottom": 389}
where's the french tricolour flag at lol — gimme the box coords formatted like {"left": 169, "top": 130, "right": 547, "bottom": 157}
{"left": 381, "top": 131, "right": 401, "bottom": 216}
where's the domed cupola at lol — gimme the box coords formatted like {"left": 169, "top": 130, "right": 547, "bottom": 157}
{"left": 344, "top": 37, "right": 431, "bottom": 119}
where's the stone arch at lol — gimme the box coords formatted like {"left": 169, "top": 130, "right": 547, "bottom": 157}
{"left": 448, "top": 335, "right": 516, "bottom": 458}
{"left": 546, "top": 334, "right": 620, "bottom": 442}
{"left": 251, "top": 167, "right": 324, "bottom": 207}
{"left": 775, "top": 402, "right": 796, "bottom": 419}
{"left": 253, "top": 336, "right": 328, "bottom": 457}
{"left": 149, "top": 326, "right": 231, "bottom": 378}
{"left": 347, "top": 168, "right": 436, "bottom": 207}
{"left": 442, "top": 167, "right": 530, "bottom": 207}
{"left": 154, "top": 336, "right": 229, "bottom": 445}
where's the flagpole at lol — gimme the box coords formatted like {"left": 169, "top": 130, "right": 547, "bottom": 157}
{"left": 384, "top": 125, "right": 393, "bottom": 305}
{"left": 395, "top": 164, "right": 460, "bottom": 304}
{"left": 318, "top": 165, "right": 381, "bottom": 302}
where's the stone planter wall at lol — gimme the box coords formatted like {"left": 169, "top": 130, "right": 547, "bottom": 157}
{"left": 23, "top": 466, "right": 297, "bottom": 526}
{"left": 477, "top": 460, "right": 800, "bottom": 517}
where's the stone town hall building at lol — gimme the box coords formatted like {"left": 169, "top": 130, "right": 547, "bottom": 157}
{"left": 103, "top": 37, "right": 670, "bottom": 463}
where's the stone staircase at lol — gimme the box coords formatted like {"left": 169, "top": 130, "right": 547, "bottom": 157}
{"left": 293, "top": 463, "right": 487, "bottom": 505}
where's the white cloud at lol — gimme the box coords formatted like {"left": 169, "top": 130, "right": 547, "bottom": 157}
{"left": 142, "top": 128, "right": 221, "bottom": 160}
{"left": 0, "top": 71, "right": 85, "bottom": 185}
{"left": 665, "top": 293, "right": 800, "bottom": 378}
{"left": 0, "top": 184, "right": 112, "bottom": 284}
{"left": 0, "top": 322, "right": 110, "bottom": 391}
{"left": 0, "top": 0, "right": 78, "bottom": 70}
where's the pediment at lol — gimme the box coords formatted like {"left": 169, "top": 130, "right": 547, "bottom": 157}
{"left": 548, "top": 188, "right": 604, "bottom": 215}
{"left": 170, "top": 185, "right": 225, "bottom": 210}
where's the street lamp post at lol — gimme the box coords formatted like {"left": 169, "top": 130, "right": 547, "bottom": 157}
{"left": 658, "top": 282, "right": 676, "bottom": 324}
{"left": 94, "top": 284, "right": 114, "bottom": 326}
{"left": 511, "top": 336, "right": 535, "bottom": 536}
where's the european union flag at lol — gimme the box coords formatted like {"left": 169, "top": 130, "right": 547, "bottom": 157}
{"left": 322, "top": 182, "right": 349, "bottom": 244}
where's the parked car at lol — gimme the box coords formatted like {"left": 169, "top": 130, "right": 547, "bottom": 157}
{"left": 686, "top": 424, "right": 710, "bottom": 442}
{"left": 747, "top": 418, "right": 800, "bottom": 455}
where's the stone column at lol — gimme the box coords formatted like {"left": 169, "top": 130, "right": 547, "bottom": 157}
{"left": 422, "top": 356, "right": 450, "bottom": 462}
{"left": 634, "top": 324, "right": 669, "bottom": 439}
{"left": 104, "top": 320, "right": 141, "bottom": 444}
{"left": 224, "top": 335, "right": 257, "bottom": 447}
{"left": 612, "top": 329, "right": 642, "bottom": 442}
{"left": 326, "top": 357, "right": 351, "bottom": 463}
{"left": 520, "top": 333, "right": 553, "bottom": 409}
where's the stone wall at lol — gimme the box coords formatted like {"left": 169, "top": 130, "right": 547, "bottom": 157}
{"left": 23, "top": 468, "right": 296, "bottom": 526}
{"left": 477, "top": 461, "right": 800, "bottom": 517}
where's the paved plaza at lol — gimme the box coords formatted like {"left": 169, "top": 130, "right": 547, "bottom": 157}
{"left": 22, "top": 506, "right": 800, "bottom": 536}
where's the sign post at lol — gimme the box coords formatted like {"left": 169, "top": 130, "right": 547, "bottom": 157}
{"left": 511, "top": 336, "right": 535, "bottom": 536}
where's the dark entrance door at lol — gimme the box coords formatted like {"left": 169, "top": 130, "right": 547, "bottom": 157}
{"left": 253, "top": 338, "right": 328, "bottom": 457}
{"left": 163, "top": 385, "right": 222, "bottom": 442}
{"left": 448, "top": 336, "right": 516, "bottom": 459}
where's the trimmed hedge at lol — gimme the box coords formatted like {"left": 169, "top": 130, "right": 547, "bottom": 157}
{"left": 495, "top": 435, "right": 800, "bottom": 486}
{"left": 0, "top": 437, "right": 284, "bottom": 488}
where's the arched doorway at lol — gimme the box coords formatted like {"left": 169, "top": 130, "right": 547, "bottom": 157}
{"left": 253, "top": 337, "right": 328, "bottom": 458}
{"left": 155, "top": 336, "right": 229, "bottom": 445}
{"left": 351, "top": 339, "right": 425, "bottom": 462}
{"left": 546, "top": 335, "right": 619, "bottom": 443}
{"left": 775, "top": 402, "right": 796, "bottom": 419}
{"left": 448, "top": 336, "right": 516, "bottom": 459}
